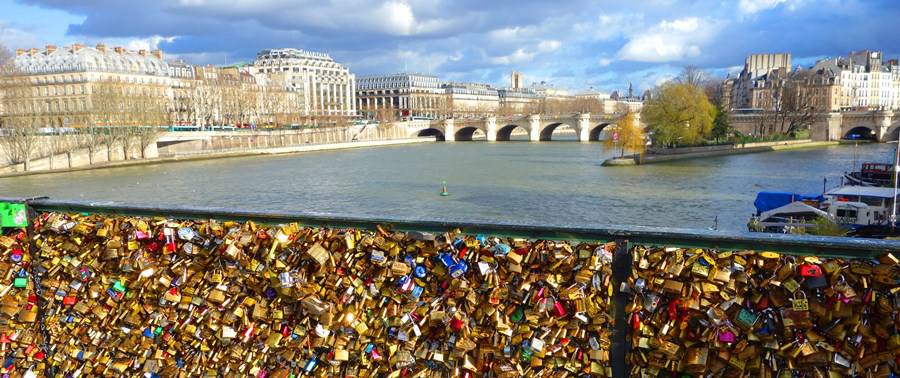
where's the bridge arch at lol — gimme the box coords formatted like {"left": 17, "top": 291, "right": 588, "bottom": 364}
{"left": 539, "top": 122, "right": 577, "bottom": 141}
{"left": 589, "top": 123, "right": 615, "bottom": 141}
{"left": 454, "top": 125, "right": 487, "bottom": 142}
{"left": 496, "top": 124, "right": 529, "bottom": 141}
{"left": 886, "top": 122, "right": 900, "bottom": 142}
{"left": 416, "top": 128, "right": 446, "bottom": 141}
{"left": 843, "top": 126, "right": 877, "bottom": 141}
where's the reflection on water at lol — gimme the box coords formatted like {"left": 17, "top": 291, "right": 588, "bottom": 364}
{"left": 0, "top": 140, "right": 892, "bottom": 231}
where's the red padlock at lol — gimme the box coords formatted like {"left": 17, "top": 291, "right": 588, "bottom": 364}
{"left": 62, "top": 296, "right": 76, "bottom": 306}
{"left": 450, "top": 318, "right": 464, "bottom": 331}
{"left": 798, "top": 264, "right": 823, "bottom": 277}
{"left": 553, "top": 301, "right": 567, "bottom": 318}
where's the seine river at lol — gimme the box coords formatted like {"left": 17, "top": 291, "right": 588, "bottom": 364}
{"left": 0, "top": 138, "right": 894, "bottom": 232}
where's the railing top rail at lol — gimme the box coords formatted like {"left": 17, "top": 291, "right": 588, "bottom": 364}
{"left": 4, "top": 197, "right": 899, "bottom": 257}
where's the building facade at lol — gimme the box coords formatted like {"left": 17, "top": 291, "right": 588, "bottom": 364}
{"left": 251, "top": 48, "right": 356, "bottom": 119}
{"left": 498, "top": 88, "right": 541, "bottom": 114}
{"left": 2, "top": 44, "right": 302, "bottom": 130}
{"left": 355, "top": 73, "right": 446, "bottom": 119}
{"left": 728, "top": 50, "right": 900, "bottom": 113}
{"left": 726, "top": 53, "right": 793, "bottom": 110}
{"left": 443, "top": 82, "right": 500, "bottom": 116}
{"left": 510, "top": 71, "right": 524, "bottom": 89}
{"left": 6, "top": 43, "right": 173, "bottom": 129}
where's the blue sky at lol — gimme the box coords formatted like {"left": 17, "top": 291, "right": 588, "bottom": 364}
{"left": 1, "top": 0, "right": 899, "bottom": 93}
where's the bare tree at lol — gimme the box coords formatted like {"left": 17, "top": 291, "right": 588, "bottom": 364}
{"left": 373, "top": 107, "right": 397, "bottom": 124}
{"left": 704, "top": 81, "right": 727, "bottom": 109}
{"left": 756, "top": 74, "right": 816, "bottom": 136}
{"left": 677, "top": 66, "right": 708, "bottom": 88}
{"left": 79, "top": 125, "right": 107, "bottom": 165}
{"left": 0, "top": 46, "right": 41, "bottom": 170}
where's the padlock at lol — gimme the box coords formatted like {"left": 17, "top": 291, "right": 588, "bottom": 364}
{"left": 791, "top": 290, "right": 809, "bottom": 311}
{"left": 798, "top": 264, "right": 823, "bottom": 277}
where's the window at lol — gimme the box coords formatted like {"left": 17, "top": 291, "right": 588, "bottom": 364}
{"left": 836, "top": 209, "right": 857, "bottom": 218}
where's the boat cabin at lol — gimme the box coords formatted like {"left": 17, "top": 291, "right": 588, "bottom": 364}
{"left": 822, "top": 186, "right": 899, "bottom": 226}
{"left": 754, "top": 201, "right": 831, "bottom": 233}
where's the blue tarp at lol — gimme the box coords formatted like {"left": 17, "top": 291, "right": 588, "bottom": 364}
{"left": 753, "top": 191, "right": 824, "bottom": 215}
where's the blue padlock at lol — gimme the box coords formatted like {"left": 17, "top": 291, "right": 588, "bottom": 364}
{"left": 303, "top": 357, "right": 317, "bottom": 373}
{"left": 410, "top": 285, "right": 423, "bottom": 299}
{"left": 449, "top": 261, "right": 468, "bottom": 279}
{"left": 414, "top": 265, "right": 427, "bottom": 279}
{"left": 438, "top": 253, "right": 456, "bottom": 268}
{"left": 493, "top": 243, "right": 511, "bottom": 255}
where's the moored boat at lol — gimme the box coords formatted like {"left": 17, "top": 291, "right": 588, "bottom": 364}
{"left": 843, "top": 162, "right": 894, "bottom": 187}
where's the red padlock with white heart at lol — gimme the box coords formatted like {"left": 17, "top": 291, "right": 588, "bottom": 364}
{"left": 798, "top": 264, "right": 822, "bottom": 277}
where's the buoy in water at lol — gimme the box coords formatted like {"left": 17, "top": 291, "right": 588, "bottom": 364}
{"left": 440, "top": 181, "right": 449, "bottom": 196}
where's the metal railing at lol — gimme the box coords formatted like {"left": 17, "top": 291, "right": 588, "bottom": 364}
{"left": 5, "top": 197, "right": 899, "bottom": 257}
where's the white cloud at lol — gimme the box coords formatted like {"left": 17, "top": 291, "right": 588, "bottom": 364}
{"left": 486, "top": 26, "right": 538, "bottom": 43}
{"left": 574, "top": 13, "right": 645, "bottom": 41}
{"left": 488, "top": 40, "right": 560, "bottom": 65}
{"left": 489, "top": 48, "right": 536, "bottom": 65}
{"left": 0, "top": 23, "right": 41, "bottom": 50}
{"left": 537, "top": 40, "right": 561, "bottom": 53}
{"left": 598, "top": 58, "right": 613, "bottom": 67}
{"left": 125, "top": 35, "right": 176, "bottom": 51}
{"left": 370, "top": 1, "right": 451, "bottom": 36}
{"left": 617, "top": 17, "right": 722, "bottom": 63}
{"left": 738, "top": 0, "right": 800, "bottom": 14}
{"left": 354, "top": 49, "right": 461, "bottom": 74}
{"left": 172, "top": 0, "right": 461, "bottom": 37}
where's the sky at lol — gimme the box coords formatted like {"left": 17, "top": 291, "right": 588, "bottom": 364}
{"left": 1, "top": 0, "right": 899, "bottom": 93}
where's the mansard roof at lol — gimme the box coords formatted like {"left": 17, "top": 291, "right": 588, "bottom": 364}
{"left": 14, "top": 44, "right": 169, "bottom": 76}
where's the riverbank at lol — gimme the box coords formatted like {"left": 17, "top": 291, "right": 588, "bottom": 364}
{"left": 0, "top": 137, "right": 435, "bottom": 178}
{"left": 629, "top": 140, "right": 840, "bottom": 165}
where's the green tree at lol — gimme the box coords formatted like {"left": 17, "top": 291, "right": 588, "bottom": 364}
{"left": 710, "top": 105, "right": 732, "bottom": 143}
{"left": 643, "top": 82, "right": 716, "bottom": 147}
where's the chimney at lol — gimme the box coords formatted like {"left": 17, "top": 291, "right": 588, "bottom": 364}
{"left": 114, "top": 46, "right": 125, "bottom": 54}
{"left": 72, "top": 43, "right": 83, "bottom": 52}
{"left": 95, "top": 43, "right": 106, "bottom": 53}
{"left": 15, "top": 48, "right": 25, "bottom": 56}
{"left": 151, "top": 49, "right": 163, "bottom": 60}
{"left": 138, "top": 49, "right": 147, "bottom": 56}
{"left": 46, "top": 44, "right": 57, "bottom": 54}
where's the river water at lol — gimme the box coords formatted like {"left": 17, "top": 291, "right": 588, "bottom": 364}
{"left": 0, "top": 139, "right": 894, "bottom": 232}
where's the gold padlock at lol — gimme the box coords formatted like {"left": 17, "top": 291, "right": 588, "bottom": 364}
{"left": 791, "top": 290, "right": 809, "bottom": 312}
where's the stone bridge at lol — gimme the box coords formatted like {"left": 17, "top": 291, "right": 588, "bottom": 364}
{"left": 405, "top": 113, "right": 631, "bottom": 142}
{"left": 730, "top": 110, "right": 900, "bottom": 142}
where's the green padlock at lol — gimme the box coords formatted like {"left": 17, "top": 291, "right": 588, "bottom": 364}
{"left": 13, "top": 277, "right": 27, "bottom": 288}
{"left": 510, "top": 306, "right": 524, "bottom": 323}
{"left": 112, "top": 280, "right": 126, "bottom": 293}
{"left": 735, "top": 308, "right": 758, "bottom": 329}
{"left": 0, "top": 202, "right": 28, "bottom": 229}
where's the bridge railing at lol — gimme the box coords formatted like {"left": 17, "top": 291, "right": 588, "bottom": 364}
{"left": 8, "top": 197, "right": 895, "bottom": 257}
{"left": 2, "top": 196, "right": 897, "bottom": 377}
